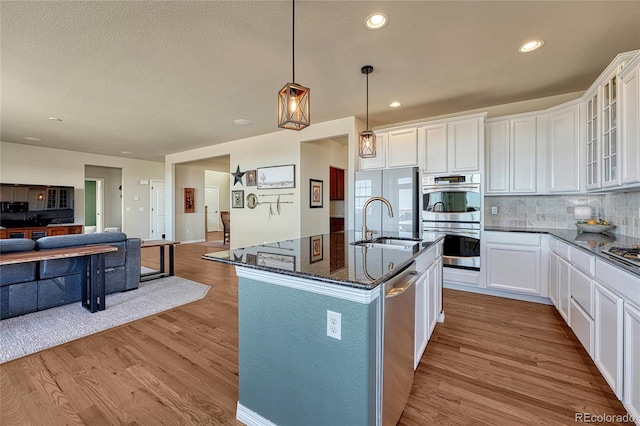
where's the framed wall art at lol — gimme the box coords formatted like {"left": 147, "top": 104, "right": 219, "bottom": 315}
{"left": 257, "top": 164, "right": 295, "bottom": 189}
{"left": 232, "top": 190, "right": 245, "bottom": 208}
{"left": 309, "top": 179, "right": 323, "bottom": 208}
{"left": 246, "top": 169, "right": 257, "bottom": 186}
{"left": 184, "top": 187, "right": 195, "bottom": 213}
{"left": 310, "top": 234, "right": 323, "bottom": 263}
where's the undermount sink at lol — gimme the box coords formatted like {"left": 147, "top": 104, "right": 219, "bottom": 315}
{"left": 351, "top": 236, "right": 421, "bottom": 250}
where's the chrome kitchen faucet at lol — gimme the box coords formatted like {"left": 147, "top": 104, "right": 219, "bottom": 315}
{"left": 362, "top": 196, "right": 394, "bottom": 240}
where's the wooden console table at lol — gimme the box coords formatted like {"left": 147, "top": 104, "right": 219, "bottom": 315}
{"left": 0, "top": 244, "right": 118, "bottom": 313}
{"left": 140, "top": 240, "right": 180, "bottom": 282}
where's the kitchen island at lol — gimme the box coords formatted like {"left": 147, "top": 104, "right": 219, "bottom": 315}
{"left": 203, "top": 231, "right": 444, "bottom": 426}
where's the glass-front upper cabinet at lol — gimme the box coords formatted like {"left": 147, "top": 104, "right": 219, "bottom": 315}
{"left": 584, "top": 50, "right": 638, "bottom": 191}
{"left": 602, "top": 74, "right": 619, "bottom": 187}
{"left": 586, "top": 95, "right": 599, "bottom": 188}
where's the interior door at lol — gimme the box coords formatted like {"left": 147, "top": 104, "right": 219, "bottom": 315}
{"left": 84, "top": 178, "right": 104, "bottom": 233}
{"left": 205, "top": 186, "right": 220, "bottom": 232}
{"left": 150, "top": 180, "right": 166, "bottom": 239}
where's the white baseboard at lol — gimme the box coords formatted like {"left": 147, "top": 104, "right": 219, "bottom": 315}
{"left": 444, "top": 282, "right": 553, "bottom": 305}
{"left": 180, "top": 238, "right": 206, "bottom": 244}
{"left": 236, "top": 402, "right": 278, "bottom": 426}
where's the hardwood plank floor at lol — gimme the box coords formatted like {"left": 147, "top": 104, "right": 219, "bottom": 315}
{"left": 1, "top": 243, "right": 633, "bottom": 425}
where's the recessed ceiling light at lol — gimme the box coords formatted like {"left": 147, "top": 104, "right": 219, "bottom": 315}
{"left": 24, "top": 136, "right": 43, "bottom": 141}
{"left": 121, "top": 151, "right": 133, "bottom": 155}
{"left": 364, "top": 13, "right": 388, "bottom": 30}
{"left": 234, "top": 118, "right": 253, "bottom": 126}
{"left": 48, "top": 117, "right": 63, "bottom": 121}
{"left": 390, "top": 101, "right": 402, "bottom": 108}
{"left": 518, "top": 40, "right": 544, "bottom": 53}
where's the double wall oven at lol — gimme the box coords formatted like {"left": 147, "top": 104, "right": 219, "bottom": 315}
{"left": 422, "top": 174, "right": 481, "bottom": 270}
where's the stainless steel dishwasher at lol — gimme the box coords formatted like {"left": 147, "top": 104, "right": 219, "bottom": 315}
{"left": 383, "top": 261, "right": 420, "bottom": 426}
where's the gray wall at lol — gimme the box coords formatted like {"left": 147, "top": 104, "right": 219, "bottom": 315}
{"left": 238, "top": 277, "right": 378, "bottom": 426}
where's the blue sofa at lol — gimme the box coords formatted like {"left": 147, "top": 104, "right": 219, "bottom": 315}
{"left": 0, "top": 232, "right": 141, "bottom": 319}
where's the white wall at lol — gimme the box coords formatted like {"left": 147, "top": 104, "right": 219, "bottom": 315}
{"left": 165, "top": 116, "right": 360, "bottom": 249}
{"left": 174, "top": 164, "right": 206, "bottom": 243}
{"left": 300, "top": 138, "right": 348, "bottom": 237}
{"left": 0, "top": 141, "right": 164, "bottom": 239}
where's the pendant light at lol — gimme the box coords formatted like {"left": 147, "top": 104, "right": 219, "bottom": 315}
{"left": 278, "top": 0, "right": 310, "bottom": 130}
{"left": 359, "top": 65, "right": 376, "bottom": 158}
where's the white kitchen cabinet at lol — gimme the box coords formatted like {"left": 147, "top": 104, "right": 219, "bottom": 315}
{"left": 557, "top": 256, "right": 570, "bottom": 323}
{"left": 423, "top": 114, "right": 486, "bottom": 174}
{"left": 583, "top": 50, "right": 639, "bottom": 190}
{"left": 485, "top": 115, "right": 537, "bottom": 194}
{"left": 547, "top": 100, "right": 583, "bottom": 193}
{"left": 594, "top": 281, "right": 624, "bottom": 399}
{"left": 570, "top": 298, "right": 594, "bottom": 358}
{"left": 423, "top": 124, "right": 448, "bottom": 174}
{"left": 569, "top": 266, "right": 594, "bottom": 357}
{"left": 414, "top": 271, "right": 428, "bottom": 370}
{"left": 621, "top": 55, "right": 640, "bottom": 185}
{"left": 485, "top": 120, "right": 509, "bottom": 193}
{"left": 427, "top": 259, "right": 440, "bottom": 337}
{"left": 448, "top": 117, "right": 482, "bottom": 172}
{"left": 414, "top": 242, "right": 443, "bottom": 370}
{"left": 569, "top": 266, "right": 593, "bottom": 317}
{"left": 549, "top": 238, "right": 571, "bottom": 323}
{"left": 623, "top": 302, "right": 640, "bottom": 422}
{"left": 548, "top": 252, "right": 559, "bottom": 308}
{"left": 358, "top": 131, "right": 387, "bottom": 170}
{"left": 586, "top": 93, "right": 600, "bottom": 189}
{"left": 485, "top": 232, "right": 542, "bottom": 296}
{"left": 387, "top": 128, "right": 418, "bottom": 168}
{"left": 601, "top": 72, "right": 621, "bottom": 188}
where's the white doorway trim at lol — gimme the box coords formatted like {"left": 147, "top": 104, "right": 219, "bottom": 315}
{"left": 205, "top": 185, "right": 220, "bottom": 232}
{"left": 85, "top": 177, "right": 104, "bottom": 233}
{"left": 150, "top": 180, "right": 166, "bottom": 240}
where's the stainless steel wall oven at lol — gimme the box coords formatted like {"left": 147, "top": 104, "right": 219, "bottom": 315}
{"left": 422, "top": 174, "right": 481, "bottom": 270}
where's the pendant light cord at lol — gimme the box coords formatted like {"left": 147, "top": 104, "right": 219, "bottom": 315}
{"left": 292, "top": 0, "right": 295, "bottom": 83}
{"left": 366, "top": 71, "right": 369, "bottom": 130}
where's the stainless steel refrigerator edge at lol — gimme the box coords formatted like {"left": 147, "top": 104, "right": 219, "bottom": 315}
{"left": 354, "top": 167, "right": 421, "bottom": 238}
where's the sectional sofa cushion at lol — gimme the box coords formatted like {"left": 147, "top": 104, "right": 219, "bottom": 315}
{"left": 0, "top": 238, "right": 36, "bottom": 253}
{"left": 37, "top": 232, "right": 127, "bottom": 278}
{"left": 0, "top": 238, "right": 37, "bottom": 286}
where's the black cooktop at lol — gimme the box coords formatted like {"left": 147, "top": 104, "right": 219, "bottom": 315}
{"left": 606, "top": 246, "right": 640, "bottom": 266}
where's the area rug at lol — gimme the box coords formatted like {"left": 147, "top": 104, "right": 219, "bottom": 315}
{"left": 0, "top": 276, "right": 210, "bottom": 363}
{"left": 199, "top": 240, "right": 229, "bottom": 249}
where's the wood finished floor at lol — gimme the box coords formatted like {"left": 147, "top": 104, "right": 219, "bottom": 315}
{"left": 1, "top": 242, "right": 633, "bottom": 425}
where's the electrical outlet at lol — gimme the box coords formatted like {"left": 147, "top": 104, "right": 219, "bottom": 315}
{"left": 491, "top": 206, "right": 498, "bottom": 215}
{"left": 186, "top": 229, "right": 190, "bottom": 234}
{"left": 327, "top": 310, "right": 341, "bottom": 340}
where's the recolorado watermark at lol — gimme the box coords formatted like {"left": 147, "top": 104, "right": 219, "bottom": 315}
{"left": 575, "top": 412, "right": 636, "bottom": 423}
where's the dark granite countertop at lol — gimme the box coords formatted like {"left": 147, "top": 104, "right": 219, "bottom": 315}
{"left": 485, "top": 226, "right": 640, "bottom": 277}
{"left": 203, "top": 231, "right": 445, "bottom": 290}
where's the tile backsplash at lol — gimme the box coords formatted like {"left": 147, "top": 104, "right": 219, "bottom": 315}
{"left": 484, "top": 190, "right": 640, "bottom": 238}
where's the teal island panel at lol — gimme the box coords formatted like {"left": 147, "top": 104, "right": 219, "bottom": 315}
{"left": 238, "top": 276, "right": 379, "bottom": 426}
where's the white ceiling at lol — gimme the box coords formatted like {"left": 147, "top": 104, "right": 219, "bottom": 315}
{"left": 1, "top": 1, "right": 639, "bottom": 163}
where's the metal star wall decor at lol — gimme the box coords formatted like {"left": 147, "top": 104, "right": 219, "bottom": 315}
{"left": 231, "top": 165, "right": 245, "bottom": 186}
